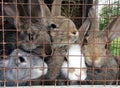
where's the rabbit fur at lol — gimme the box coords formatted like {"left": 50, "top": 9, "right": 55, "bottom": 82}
{"left": 80, "top": 7, "right": 119, "bottom": 67}
{"left": 79, "top": 7, "right": 119, "bottom": 84}
{"left": 86, "top": 55, "right": 119, "bottom": 85}
{"left": 3, "top": 0, "right": 52, "bottom": 57}
{"left": 61, "top": 44, "right": 87, "bottom": 83}
{"left": 0, "top": 49, "right": 48, "bottom": 86}
{"left": 37, "top": 0, "right": 79, "bottom": 81}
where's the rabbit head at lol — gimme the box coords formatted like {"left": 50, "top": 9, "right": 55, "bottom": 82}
{"left": 35, "top": 0, "right": 79, "bottom": 80}
{"left": 61, "top": 44, "right": 87, "bottom": 81}
{"left": 38, "top": 0, "right": 79, "bottom": 48}
{"left": 3, "top": 0, "right": 52, "bottom": 56}
{"left": 79, "top": 7, "right": 120, "bottom": 67}
{"left": 49, "top": 17, "right": 79, "bottom": 47}
{"left": 3, "top": 49, "right": 48, "bottom": 81}
{"left": 83, "top": 32, "right": 108, "bottom": 67}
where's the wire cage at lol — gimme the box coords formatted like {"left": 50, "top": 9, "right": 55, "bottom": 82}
{"left": 0, "top": 0, "right": 120, "bottom": 88}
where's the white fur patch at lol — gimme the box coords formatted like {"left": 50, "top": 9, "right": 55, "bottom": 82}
{"left": 61, "top": 44, "right": 87, "bottom": 80}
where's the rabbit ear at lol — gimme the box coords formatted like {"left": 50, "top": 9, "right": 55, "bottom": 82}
{"left": 38, "top": 0, "right": 51, "bottom": 18}
{"left": 3, "top": 4, "right": 18, "bottom": 16}
{"left": 3, "top": 2, "right": 19, "bottom": 26}
{"left": 17, "top": 0, "right": 29, "bottom": 16}
{"left": 85, "top": 0, "right": 99, "bottom": 32}
{"left": 78, "top": 7, "right": 99, "bottom": 44}
{"left": 36, "top": 0, "right": 51, "bottom": 26}
{"left": 78, "top": 18, "right": 91, "bottom": 44}
{"left": 51, "top": 0, "right": 62, "bottom": 16}
{"left": 88, "top": 7, "right": 99, "bottom": 31}
{"left": 27, "top": 0, "right": 41, "bottom": 17}
{"left": 108, "top": 16, "right": 120, "bottom": 42}
{"left": 3, "top": 1, "right": 28, "bottom": 29}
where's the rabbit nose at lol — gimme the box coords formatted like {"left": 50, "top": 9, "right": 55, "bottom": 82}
{"left": 70, "top": 31, "right": 79, "bottom": 36}
{"left": 73, "top": 31, "right": 79, "bottom": 35}
{"left": 72, "top": 31, "right": 76, "bottom": 35}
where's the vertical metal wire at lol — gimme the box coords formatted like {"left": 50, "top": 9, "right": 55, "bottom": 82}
{"left": 0, "top": 0, "right": 120, "bottom": 87}
{"left": 1, "top": 0, "right": 5, "bottom": 87}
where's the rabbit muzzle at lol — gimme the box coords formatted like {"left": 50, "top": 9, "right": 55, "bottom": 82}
{"left": 69, "top": 31, "right": 79, "bottom": 43}
{"left": 85, "top": 56, "right": 105, "bottom": 68}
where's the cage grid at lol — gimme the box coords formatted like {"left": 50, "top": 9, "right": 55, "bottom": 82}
{"left": 0, "top": 0, "right": 120, "bottom": 88}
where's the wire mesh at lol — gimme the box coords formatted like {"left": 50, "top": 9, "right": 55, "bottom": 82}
{"left": 0, "top": 0, "right": 120, "bottom": 87}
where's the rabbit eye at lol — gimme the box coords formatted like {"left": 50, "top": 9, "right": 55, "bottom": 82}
{"left": 28, "top": 33, "right": 34, "bottom": 40}
{"left": 18, "top": 56, "right": 26, "bottom": 63}
{"left": 72, "top": 31, "right": 76, "bottom": 35}
{"left": 50, "top": 24, "right": 57, "bottom": 29}
{"left": 83, "top": 38, "right": 88, "bottom": 46}
{"left": 105, "top": 44, "right": 108, "bottom": 49}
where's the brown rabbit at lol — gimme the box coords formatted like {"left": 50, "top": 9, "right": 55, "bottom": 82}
{"left": 79, "top": 6, "right": 119, "bottom": 84}
{"left": 3, "top": 0, "right": 52, "bottom": 57}
{"left": 33, "top": 0, "right": 79, "bottom": 82}
{"left": 81, "top": 8, "right": 120, "bottom": 67}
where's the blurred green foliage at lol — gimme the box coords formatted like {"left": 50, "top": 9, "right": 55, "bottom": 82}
{"left": 99, "top": 0, "right": 120, "bottom": 30}
{"left": 110, "top": 37, "right": 120, "bottom": 56}
{"left": 99, "top": 0, "right": 120, "bottom": 56}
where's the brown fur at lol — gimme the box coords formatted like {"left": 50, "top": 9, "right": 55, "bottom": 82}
{"left": 78, "top": 7, "right": 119, "bottom": 84}
{"left": 37, "top": 0, "right": 79, "bottom": 81}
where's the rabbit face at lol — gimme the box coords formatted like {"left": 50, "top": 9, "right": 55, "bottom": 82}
{"left": 18, "top": 27, "right": 51, "bottom": 51}
{"left": 83, "top": 33, "right": 107, "bottom": 67}
{"left": 3, "top": 1, "right": 52, "bottom": 55}
{"left": 49, "top": 17, "right": 79, "bottom": 47}
{"left": 5, "top": 49, "right": 48, "bottom": 80}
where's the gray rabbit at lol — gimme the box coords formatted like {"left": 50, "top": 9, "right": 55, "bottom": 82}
{"left": 0, "top": 49, "right": 48, "bottom": 86}
{"left": 3, "top": 0, "right": 52, "bottom": 57}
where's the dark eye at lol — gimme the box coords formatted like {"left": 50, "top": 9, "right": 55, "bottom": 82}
{"left": 18, "top": 56, "right": 26, "bottom": 63}
{"left": 50, "top": 24, "right": 57, "bottom": 29}
{"left": 28, "top": 33, "right": 33, "bottom": 40}
{"left": 83, "top": 38, "right": 88, "bottom": 45}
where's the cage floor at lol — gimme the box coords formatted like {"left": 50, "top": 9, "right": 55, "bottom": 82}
{"left": 1, "top": 85, "right": 119, "bottom": 88}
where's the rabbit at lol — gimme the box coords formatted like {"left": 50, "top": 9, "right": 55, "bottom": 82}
{"left": 81, "top": 8, "right": 120, "bottom": 68}
{"left": 61, "top": 43, "right": 87, "bottom": 84}
{"left": 3, "top": 0, "right": 78, "bottom": 82}
{"left": 36, "top": 0, "right": 79, "bottom": 81}
{"left": 3, "top": 0, "right": 52, "bottom": 58}
{"left": 0, "top": 49, "right": 48, "bottom": 86}
{"left": 78, "top": 6, "right": 120, "bottom": 84}
{"left": 57, "top": 10, "right": 91, "bottom": 85}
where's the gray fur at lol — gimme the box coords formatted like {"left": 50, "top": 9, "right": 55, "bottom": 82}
{"left": 3, "top": 0, "right": 52, "bottom": 57}
{"left": 0, "top": 49, "right": 48, "bottom": 86}
{"left": 86, "top": 54, "right": 118, "bottom": 85}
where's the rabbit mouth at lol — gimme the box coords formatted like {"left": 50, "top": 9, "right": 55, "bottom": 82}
{"left": 70, "top": 36, "right": 78, "bottom": 43}
{"left": 30, "top": 70, "right": 42, "bottom": 79}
